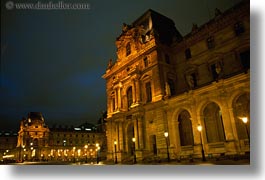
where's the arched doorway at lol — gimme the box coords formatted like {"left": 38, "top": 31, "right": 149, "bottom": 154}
{"left": 178, "top": 110, "right": 193, "bottom": 146}
{"left": 233, "top": 93, "right": 250, "bottom": 140}
{"left": 203, "top": 102, "right": 225, "bottom": 143}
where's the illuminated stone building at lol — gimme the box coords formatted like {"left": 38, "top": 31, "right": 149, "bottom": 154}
{"left": 0, "top": 131, "right": 17, "bottom": 162}
{"left": 11, "top": 112, "right": 106, "bottom": 162}
{"left": 17, "top": 112, "right": 50, "bottom": 161}
{"left": 102, "top": 0, "right": 250, "bottom": 163}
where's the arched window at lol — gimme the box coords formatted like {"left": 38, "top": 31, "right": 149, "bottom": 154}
{"left": 126, "top": 43, "right": 131, "bottom": 56}
{"left": 127, "top": 86, "right": 133, "bottom": 108}
{"left": 203, "top": 102, "right": 225, "bottom": 143}
{"left": 233, "top": 93, "right": 250, "bottom": 140}
{"left": 178, "top": 110, "right": 193, "bottom": 146}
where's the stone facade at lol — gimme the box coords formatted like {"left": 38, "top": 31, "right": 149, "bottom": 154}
{"left": 1, "top": 112, "right": 107, "bottom": 163}
{"left": 102, "top": 0, "right": 250, "bottom": 163}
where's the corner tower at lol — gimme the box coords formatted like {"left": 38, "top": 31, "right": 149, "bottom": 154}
{"left": 103, "top": 9, "right": 182, "bottom": 162}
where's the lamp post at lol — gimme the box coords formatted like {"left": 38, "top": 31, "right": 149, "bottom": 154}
{"left": 164, "top": 132, "right": 170, "bottom": 162}
{"left": 132, "top": 137, "right": 136, "bottom": 164}
{"left": 241, "top": 117, "right": 250, "bottom": 143}
{"left": 114, "top": 140, "right": 117, "bottom": 164}
{"left": 197, "top": 124, "right": 206, "bottom": 161}
{"left": 73, "top": 147, "right": 76, "bottom": 163}
{"left": 84, "top": 145, "right": 88, "bottom": 163}
{"left": 96, "top": 143, "right": 100, "bottom": 164}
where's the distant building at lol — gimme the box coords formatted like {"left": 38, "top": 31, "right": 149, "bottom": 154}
{"left": 102, "top": 0, "right": 250, "bottom": 163}
{"left": 1, "top": 112, "right": 106, "bottom": 163}
{"left": 0, "top": 131, "right": 17, "bottom": 162}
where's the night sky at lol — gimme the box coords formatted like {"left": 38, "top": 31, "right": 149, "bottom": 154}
{"left": 0, "top": 0, "right": 242, "bottom": 131}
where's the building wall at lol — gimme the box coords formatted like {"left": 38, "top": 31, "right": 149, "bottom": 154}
{"left": 103, "top": 0, "right": 250, "bottom": 162}
{"left": 0, "top": 113, "right": 107, "bottom": 162}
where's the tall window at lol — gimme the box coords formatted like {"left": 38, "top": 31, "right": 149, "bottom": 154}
{"left": 126, "top": 43, "right": 131, "bottom": 56}
{"left": 211, "top": 64, "right": 218, "bottom": 81}
{"left": 167, "top": 79, "right": 176, "bottom": 96}
{"left": 207, "top": 36, "right": 215, "bottom": 49}
{"left": 127, "top": 86, "right": 133, "bottom": 109}
{"left": 165, "top": 54, "right": 170, "bottom": 64}
{"left": 185, "top": 48, "right": 191, "bottom": 59}
{"left": 111, "top": 92, "right": 115, "bottom": 112}
{"left": 240, "top": 50, "right": 250, "bottom": 70}
{"left": 234, "top": 22, "right": 245, "bottom": 36}
{"left": 146, "top": 82, "right": 152, "bottom": 103}
{"left": 144, "top": 57, "right": 148, "bottom": 67}
{"left": 190, "top": 73, "right": 198, "bottom": 88}
{"left": 204, "top": 102, "right": 225, "bottom": 143}
{"left": 178, "top": 110, "right": 193, "bottom": 146}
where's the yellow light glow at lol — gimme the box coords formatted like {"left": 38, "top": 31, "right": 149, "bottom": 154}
{"left": 132, "top": 137, "right": 136, "bottom": 142}
{"left": 114, "top": 140, "right": 117, "bottom": 145}
{"left": 96, "top": 143, "right": 99, "bottom": 147}
{"left": 197, "top": 125, "right": 202, "bottom": 132}
{"left": 242, "top": 117, "right": 248, "bottom": 124}
{"left": 164, "top": 132, "right": 169, "bottom": 137}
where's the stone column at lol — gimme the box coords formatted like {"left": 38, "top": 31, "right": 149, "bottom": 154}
{"left": 133, "top": 119, "right": 138, "bottom": 149}
{"left": 118, "top": 122, "right": 124, "bottom": 151}
{"left": 117, "top": 87, "right": 121, "bottom": 110}
{"left": 135, "top": 78, "right": 141, "bottom": 104}
{"left": 115, "top": 88, "right": 118, "bottom": 110}
{"left": 221, "top": 104, "right": 235, "bottom": 141}
{"left": 132, "top": 81, "right": 136, "bottom": 104}
{"left": 137, "top": 116, "right": 144, "bottom": 149}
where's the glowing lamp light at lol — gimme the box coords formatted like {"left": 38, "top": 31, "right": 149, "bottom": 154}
{"left": 132, "top": 137, "right": 136, "bottom": 142}
{"left": 164, "top": 132, "right": 168, "bottom": 138}
{"left": 114, "top": 140, "right": 117, "bottom": 145}
{"left": 197, "top": 125, "right": 202, "bottom": 132}
{"left": 242, "top": 117, "right": 248, "bottom": 124}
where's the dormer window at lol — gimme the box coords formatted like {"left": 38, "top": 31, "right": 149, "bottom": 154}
{"left": 126, "top": 43, "right": 131, "bottom": 56}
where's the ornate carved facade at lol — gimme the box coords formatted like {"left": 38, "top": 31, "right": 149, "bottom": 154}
{"left": 103, "top": 0, "right": 250, "bottom": 163}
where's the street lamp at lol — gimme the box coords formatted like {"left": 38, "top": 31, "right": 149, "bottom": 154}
{"left": 114, "top": 140, "right": 117, "bottom": 164}
{"left": 241, "top": 117, "right": 250, "bottom": 143}
{"left": 132, "top": 137, "right": 136, "bottom": 164}
{"left": 73, "top": 147, "right": 76, "bottom": 163}
{"left": 197, "top": 124, "right": 206, "bottom": 161}
{"left": 164, "top": 132, "right": 170, "bottom": 162}
{"left": 96, "top": 143, "right": 100, "bottom": 164}
{"left": 84, "top": 145, "right": 88, "bottom": 163}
